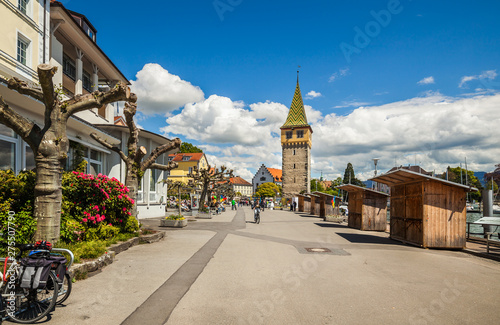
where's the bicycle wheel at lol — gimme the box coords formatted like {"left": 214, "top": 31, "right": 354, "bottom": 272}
{"left": 56, "top": 273, "right": 72, "bottom": 304}
{"left": 5, "top": 271, "right": 59, "bottom": 324}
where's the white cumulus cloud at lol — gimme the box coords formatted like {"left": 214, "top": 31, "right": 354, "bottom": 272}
{"left": 130, "top": 63, "right": 204, "bottom": 115}
{"left": 459, "top": 70, "right": 498, "bottom": 89}
{"left": 305, "top": 90, "right": 322, "bottom": 99}
{"left": 417, "top": 76, "right": 435, "bottom": 85}
{"left": 329, "top": 67, "right": 350, "bottom": 83}
{"left": 310, "top": 92, "right": 500, "bottom": 180}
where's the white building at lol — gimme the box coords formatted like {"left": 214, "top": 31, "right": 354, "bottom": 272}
{"left": 229, "top": 176, "right": 253, "bottom": 197}
{"left": 0, "top": 1, "right": 177, "bottom": 218}
{"left": 252, "top": 164, "right": 282, "bottom": 193}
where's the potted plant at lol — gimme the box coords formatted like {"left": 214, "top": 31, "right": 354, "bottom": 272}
{"left": 160, "top": 214, "right": 188, "bottom": 228}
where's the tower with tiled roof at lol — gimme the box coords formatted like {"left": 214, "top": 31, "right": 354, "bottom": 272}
{"left": 281, "top": 72, "right": 312, "bottom": 197}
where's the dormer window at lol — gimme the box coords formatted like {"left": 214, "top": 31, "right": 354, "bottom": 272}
{"left": 182, "top": 156, "right": 191, "bottom": 161}
{"left": 168, "top": 157, "right": 173, "bottom": 161}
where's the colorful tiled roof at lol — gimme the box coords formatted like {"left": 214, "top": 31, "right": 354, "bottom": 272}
{"left": 168, "top": 153, "right": 204, "bottom": 162}
{"left": 267, "top": 168, "right": 283, "bottom": 182}
{"left": 281, "top": 78, "right": 309, "bottom": 128}
{"left": 230, "top": 176, "right": 252, "bottom": 186}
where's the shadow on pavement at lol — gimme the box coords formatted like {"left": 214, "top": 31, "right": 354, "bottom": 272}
{"left": 335, "top": 232, "right": 401, "bottom": 245}
{"left": 314, "top": 222, "right": 346, "bottom": 228}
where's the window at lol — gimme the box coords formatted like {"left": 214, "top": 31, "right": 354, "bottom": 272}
{"left": 294, "top": 164, "right": 296, "bottom": 169}
{"left": 150, "top": 169, "right": 157, "bottom": 201}
{"left": 18, "top": 0, "right": 28, "bottom": 15}
{"left": 17, "top": 37, "right": 29, "bottom": 66}
{"left": 25, "top": 145, "right": 35, "bottom": 171}
{"left": 83, "top": 70, "right": 92, "bottom": 92}
{"left": 189, "top": 167, "right": 193, "bottom": 174}
{"left": 63, "top": 54, "right": 76, "bottom": 80}
{"left": 286, "top": 131, "right": 292, "bottom": 139}
{"left": 0, "top": 139, "right": 16, "bottom": 171}
{"left": 183, "top": 156, "right": 191, "bottom": 161}
{"left": 293, "top": 149, "right": 296, "bottom": 155}
{"left": 260, "top": 176, "right": 266, "bottom": 181}
{"left": 168, "top": 156, "right": 174, "bottom": 161}
{"left": 297, "top": 130, "right": 304, "bottom": 138}
{"left": 88, "top": 149, "right": 102, "bottom": 175}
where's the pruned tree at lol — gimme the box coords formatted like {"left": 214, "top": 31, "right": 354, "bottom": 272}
{"left": 165, "top": 180, "right": 193, "bottom": 216}
{"left": 0, "top": 64, "right": 136, "bottom": 242}
{"left": 90, "top": 102, "right": 181, "bottom": 217}
{"left": 188, "top": 164, "right": 233, "bottom": 208}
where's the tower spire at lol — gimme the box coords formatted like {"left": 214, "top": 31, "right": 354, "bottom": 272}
{"left": 281, "top": 70, "right": 308, "bottom": 128}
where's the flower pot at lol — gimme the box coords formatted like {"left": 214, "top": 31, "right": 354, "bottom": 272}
{"left": 160, "top": 219, "right": 187, "bottom": 228}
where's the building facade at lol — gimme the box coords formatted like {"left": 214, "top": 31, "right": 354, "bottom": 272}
{"left": 167, "top": 152, "right": 209, "bottom": 184}
{"left": 252, "top": 164, "right": 282, "bottom": 193}
{"left": 0, "top": 1, "right": 177, "bottom": 218}
{"left": 229, "top": 176, "right": 253, "bottom": 197}
{"left": 280, "top": 75, "right": 312, "bottom": 197}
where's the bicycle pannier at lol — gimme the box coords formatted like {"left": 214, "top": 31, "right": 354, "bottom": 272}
{"left": 19, "top": 257, "right": 53, "bottom": 289}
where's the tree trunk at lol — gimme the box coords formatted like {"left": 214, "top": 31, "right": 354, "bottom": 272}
{"left": 125, "top": 164, "right": 139, "bottom": 219}
{"left": 33, "top": 154, "right": 63, "bottom": 242}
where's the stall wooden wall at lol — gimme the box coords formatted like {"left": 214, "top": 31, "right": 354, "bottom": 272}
{"left": 304, "top": 197, "right": 311, "bottom": 213}
{"left": 390, "top": 180, "right": 466, "bottom": 248}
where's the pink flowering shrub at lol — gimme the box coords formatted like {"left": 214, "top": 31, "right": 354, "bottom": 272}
{"left": 61, "top": 171, "right": 138, "bottom": 242}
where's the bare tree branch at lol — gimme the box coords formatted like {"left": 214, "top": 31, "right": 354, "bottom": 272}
{"left": 37, "top": 64, "right": 57, "bottom": 110}
{"left": 124, "top": 102, "right": 139, "bottom": 158}
{"left": 7, "top": 77, "right": 44, "bottom": 103}
{"left": 135, "top": 146, "right": 147, "bottom": 165}
{"left": 90, "top": 132, "right": 127, "bottom": 162}
{"left": 142, "top": 138, "right": 181, "bottom": 171}
{"left": 0, "top": 95, "right": 42, "bottom": 148}
{"left": 149, "top": 161, "right": 178, "bottom": 171}
{"left": 64, "top": 82, "right": 137, "bottom": 117}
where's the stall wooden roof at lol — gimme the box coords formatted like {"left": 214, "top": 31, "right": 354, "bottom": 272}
{"left": 370, "top": 169, "right": 477, "bottom": 191}
{"left": 312, "top": 191, "right": 335, "bottom": 198}
{"left": 336, "top": 184, "right": 389, "bottom": 196}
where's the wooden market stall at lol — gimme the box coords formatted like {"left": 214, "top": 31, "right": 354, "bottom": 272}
{"left": 302, "top": 195, "right": 311, "bottom": 213}
{"left": 297, "top": 194, "right": 307, "bottom": 212}
{"left": 312, "top": 192, "right": 341, "bottom": 219}
{"left": 336, "top": 184, "right": 389, "bottom": 231}
{"left": 309, "top": 193, "right": 321, "bottom": 216}
{"left": 371, "top": 169, "right": 476, "bottom": 249}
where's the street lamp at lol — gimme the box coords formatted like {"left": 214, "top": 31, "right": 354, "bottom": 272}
{"left": 372, "top": 158, "right": 380, "bottom": 191}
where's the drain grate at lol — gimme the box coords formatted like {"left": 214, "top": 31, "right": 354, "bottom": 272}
{"left": 305, "top": 248, "right": 331, "bottom": 253}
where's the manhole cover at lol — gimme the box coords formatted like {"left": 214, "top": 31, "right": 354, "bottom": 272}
{"left": 305, "top": 248, "right": 331, "bottom": 253}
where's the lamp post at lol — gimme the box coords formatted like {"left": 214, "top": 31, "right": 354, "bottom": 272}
{"left": 372, "top": 158, "right": 380, "bottom": 191}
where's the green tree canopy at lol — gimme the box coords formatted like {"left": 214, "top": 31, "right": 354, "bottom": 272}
{"left": 255, "top": 182, "right": 280, "bottom": 198}
{"left": 342, "top": 163, "right": 365, "bottom": 187}
{"left": 180, "top": 142, "right": 203, "bottom": 153}
{"left": 310, "top": 179, "right": 325, "bottom": 192}
{"left": 440, "top": 166, "right": 483, "bottom": 201}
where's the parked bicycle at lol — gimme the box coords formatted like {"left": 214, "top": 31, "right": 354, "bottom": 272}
{"left": 0, "top": 242, "right": 74, "bottom": 323}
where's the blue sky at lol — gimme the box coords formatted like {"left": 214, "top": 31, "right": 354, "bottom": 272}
{"left": 66, "top": 0, "right": 500, "bottom": 181}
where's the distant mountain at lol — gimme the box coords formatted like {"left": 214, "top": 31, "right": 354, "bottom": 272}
{"left": 474, "top": 172, "right": 487, "bottom": 186}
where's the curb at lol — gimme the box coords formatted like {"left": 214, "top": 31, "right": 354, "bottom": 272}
{"left": 70, "top": 231, "right": 166, "bottom": 279}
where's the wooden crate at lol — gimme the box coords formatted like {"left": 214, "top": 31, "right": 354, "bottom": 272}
{"left": 338, "top": 184, "right": 388, "bottom": 231}
{"left": 372, "top": 169, "right": 474, "bottom": 248}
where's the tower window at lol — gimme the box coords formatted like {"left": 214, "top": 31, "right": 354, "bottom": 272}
{"left": 293, "top": 164, "right": 296, "bottom": 169}
{"left": 286, "top": 131, "right": 292, "bottom": 139}
{"left": 297, "top": 130, "right": 304, "bottom": 138}
{"left": 293, "top": 149, "right": 296, "bottom": 155}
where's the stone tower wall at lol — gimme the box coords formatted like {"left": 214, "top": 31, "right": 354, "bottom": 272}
{"left": 282, "top": 143, "right": 310, "bottom": 197}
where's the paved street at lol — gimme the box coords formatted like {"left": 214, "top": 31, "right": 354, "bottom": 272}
{"left": 43, "top": 207, "right": 500, "bottom": 325}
